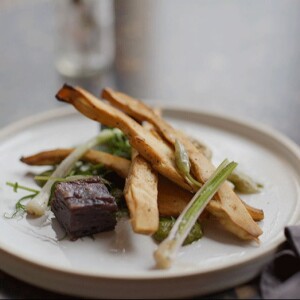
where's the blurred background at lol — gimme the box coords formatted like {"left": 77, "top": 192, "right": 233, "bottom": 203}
{"left": 0, "top": 0, "right": 300, "bottom": 298}
{"left": 0, "top": 0, "right": 299, "bottom": 143}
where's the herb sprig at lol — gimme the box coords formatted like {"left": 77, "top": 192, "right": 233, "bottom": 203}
{"left": 5, "top": 182, "right": 39, "bottom": 218}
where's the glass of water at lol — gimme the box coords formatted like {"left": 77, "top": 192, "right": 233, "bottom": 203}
{"left": 54, "top": 0, "right": 115, "bottom": 78}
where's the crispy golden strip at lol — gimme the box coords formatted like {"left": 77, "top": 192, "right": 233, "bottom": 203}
{"left": 101, "top": 88, "right": 215, "bottom": 180}
{"left": 102, "top": 88, "right": 173, "bottom": 139}
{"left": 101, "top": 88, "right": 263, "bottom": 240}
{"left": 124, "top": 149, "right": 159, "bottom": 234}
{"left": 240, "top": 199, "right": 264, "bottom": 222}
{"left": 157, "top": 176, "right": 264, "bottom": 222}
{"left": 56, "top": 85, "right": 191, "bottom": 192}
{"left": 21, "top": 148, "right": 264, "bottom": 221}
{"left": 54, "top": 85, "right": 263, "bottom": 240}
{"left": 20, "top": 148, "right": 130, "bottom": 179}
{"left": 124, "top": 120, "right": 159, "bottom": 234}
{"left": 157, "top": 175, "right": 192, "bottom": 217}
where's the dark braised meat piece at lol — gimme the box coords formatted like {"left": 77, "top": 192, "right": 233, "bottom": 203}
{"left": 51, "top": 176, "right": 118, "bottom": 240}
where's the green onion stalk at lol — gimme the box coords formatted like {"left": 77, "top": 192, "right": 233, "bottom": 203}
{"left": 154, "top": 159, "right": 237, "bottom": 269}
{"left": 26, "top": 128, "right": 121, "bottom": 216}
{"left": 174, "top": 139, "right": 202, "bottom": 189}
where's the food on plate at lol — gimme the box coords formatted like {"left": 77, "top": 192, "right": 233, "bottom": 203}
{"left": 174, "top": 139, "right": 202, "bottom": 189}
{"left": 56, "top": 85, "right": 263, "bottom": 241}
{"left": 21, "top": 148, "right": 130, "bottom": 179}
{"left": 56, "top": 85, "right": 191, "bottom": 191}
{"left": 51, "top": 176, "right": 118, "bottom": 240}
{"left": 25, "top": 129, "right": 123, "bottom": 216}
{"left": 7, "top": 84, "right": 265, "bottom": 269}
{"left": 123, "top": 119, "right": 161, "bottom": 234}
{"left": 21, "top": 148, "right": 264, "bottom": 221}
{"left": 153, "top": 216, "right": 203, "bottom": 245}
{"left": 101, "top": 88, "right": 264, "bottom": 241}
{"left": 228, "top": 170, "right": 263, "bottom": 194}
{"left": 124, "top": 148, "right": 159, "bottom": 234}
{"left": 154, "top": 159, "right": 238, "bottom": 269}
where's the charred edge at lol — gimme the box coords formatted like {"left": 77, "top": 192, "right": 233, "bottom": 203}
{"left": 55, "top": 83, "right": 77, "bottom": 103}
{"left": 101, "top": 87, "right": 113, "bottom": 100}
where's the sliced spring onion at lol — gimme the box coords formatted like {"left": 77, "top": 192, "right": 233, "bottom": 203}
{"left": 154, "top": 159, "right": 237, "bottom": 269}
{"left": 26, "top": 129, "right": 120, "bottom": 216}
{"left": 174, "top": 139, "right": 202, "bottom": 188}
{"left": 228, "top": 170, "right": 263, "bottom": 194}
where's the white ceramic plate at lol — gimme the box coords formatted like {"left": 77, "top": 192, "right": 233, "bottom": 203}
{"left": 0, "top": 106, "right": 300, "bottom": 299}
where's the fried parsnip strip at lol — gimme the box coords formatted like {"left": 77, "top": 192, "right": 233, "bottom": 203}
{"left": 124, "top": 120, "right": 161, "bottom": 234}
{"left": 156, "top": 175, "right": 193, "bottom": 217}
{"left": 240, "top": 199, "right": 264, "bottom": 222}
{"left": 56, "top": 84, "right": 191, "bottom": 192}
{"left": 56, "top": 85, "right": 262, "bottom": 240}
{"left": 21, "top": 148, "right": 264, "bottom": 221}
{"left": 102, "top": 88, "right": 175, "bottom": 141}
{"left": 101, "top": 88, "right": 216, "bottom": 181}
{"left": 101, "top": 88, "right": 263, "bottom": 240}
{"left": 157, "top": 176, "right": 264, "bottom": 222}
{"left": 124, "top": 149, "right": 159, "bottom": 234}
{"left": 20, "top": 148, "right": 130, "bottom": 178}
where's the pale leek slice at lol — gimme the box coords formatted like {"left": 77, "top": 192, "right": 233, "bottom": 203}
{"left": 26, "top": 129, "right": 121, "bottom": 216}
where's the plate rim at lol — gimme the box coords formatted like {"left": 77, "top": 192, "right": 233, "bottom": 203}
{"left": 0, "top": 105, "right": 300, "bottom": 295}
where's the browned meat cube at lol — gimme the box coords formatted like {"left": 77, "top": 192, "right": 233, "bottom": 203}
{"left": 51, "top": 176, "right": 118, "bottom": 240}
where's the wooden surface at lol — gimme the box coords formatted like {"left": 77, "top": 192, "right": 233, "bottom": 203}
{"left": 0, "top": 0, "right": 299, "bottom": 298}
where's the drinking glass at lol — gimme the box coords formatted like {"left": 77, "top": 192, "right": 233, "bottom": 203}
{"left": 54, "top": 0, "right": 115, "bottom": 78}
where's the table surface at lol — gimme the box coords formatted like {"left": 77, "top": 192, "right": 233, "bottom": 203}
{"left": 0, "top": 0, "right": 299, "bottom": 299}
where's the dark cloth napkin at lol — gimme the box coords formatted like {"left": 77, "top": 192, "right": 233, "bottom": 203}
{"left": 260, "top": 226, "right": 300, "bottom": 299}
